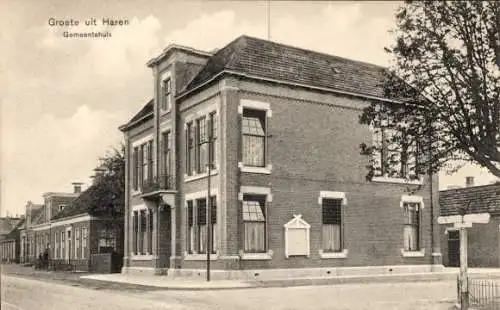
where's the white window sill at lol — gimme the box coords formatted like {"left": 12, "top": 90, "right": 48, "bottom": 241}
{"left": 184, "top": 253, "right": 218, "bottom": 261}
{"left": 401, "top": 249, "right": 425, "bottom": 257}
{"left": 319, "top": 249, "right": 348, "bottom": 259}
{"left": 372, "top": 176, "right": 423, "bottom": 185}
{"left": 184, "top": 170, "right": 218, "bottom": 183}
{"left": 130, "top": 254, "right": 155, "bottom": 260}
{"left": 238, "top": 162, "right": 272, "bottom": 174}
{"left": 239, "top": 250, "right": 273, "bottom": 260}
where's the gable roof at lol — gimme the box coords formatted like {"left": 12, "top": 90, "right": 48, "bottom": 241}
{"left": 119, "top": 99, "right": 154, "bottom": 132}
{"left": 0, "top": 217, "right": 22, "bottom": 235}
{"left": 184, "top": 35, "right": 388, "bottom": 99}
{"left": 440, "top": 183, "right": 500, "bottom": 217}
{"left": 51, "top": 185, "right": 96, "bottom": 220}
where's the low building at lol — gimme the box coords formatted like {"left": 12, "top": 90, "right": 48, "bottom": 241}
{"left": 19, "top": 183, "right": 123, "bottom": 271}
{"left": 0, "top": 217, "right": 23, "bottom": 263}
{"left": 439, "top": 179, "right": 500, "bottom": 267}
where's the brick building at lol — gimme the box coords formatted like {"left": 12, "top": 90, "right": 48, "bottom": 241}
{"left": 119, "top": 35, "right": 443, "bottom": 279}
{"left": 19, "top": 183, "right": 122, "bottom": 271}
{"left": 439, "top": 180, "right": 500, "bottom": 267}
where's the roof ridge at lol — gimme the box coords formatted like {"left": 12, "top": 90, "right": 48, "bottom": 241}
{"left": 440, "top": 182, "right": 500, "bottom": 193}
{"left": 239, "top": 34, "right": 386, "bottom": 69}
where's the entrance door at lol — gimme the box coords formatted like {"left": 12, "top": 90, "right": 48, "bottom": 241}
{"left": 448, "top": 230, "right": 460, "bottom": 267}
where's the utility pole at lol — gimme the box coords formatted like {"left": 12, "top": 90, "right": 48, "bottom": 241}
{"left": 206, "top": 116, "right": 213, "bottom": 282}
{"left": 438, "top": 208, "right": 490, "bottom": 310}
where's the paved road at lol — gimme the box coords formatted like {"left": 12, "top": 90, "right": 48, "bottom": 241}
{"left": 1, "top": 274, "right": 457, "bottom": 310}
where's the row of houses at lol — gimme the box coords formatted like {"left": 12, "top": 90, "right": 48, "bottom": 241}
{"left": 2, "top": 35, "right": 499, "bottom": 277}
{"left": 1, "top": 182, "right": 123, "bottom": 271}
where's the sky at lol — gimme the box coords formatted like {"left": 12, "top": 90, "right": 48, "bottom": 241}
{"left": 1, "top": 0, "right": 498, "bottom": 217}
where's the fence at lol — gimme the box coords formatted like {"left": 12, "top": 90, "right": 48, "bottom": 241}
{"left": 458, "top": 276, "right": 500, "bottom": 309}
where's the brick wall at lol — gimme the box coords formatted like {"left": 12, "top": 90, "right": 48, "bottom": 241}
{"left": 440, "top": 216, "right": 499, "bottom": 267}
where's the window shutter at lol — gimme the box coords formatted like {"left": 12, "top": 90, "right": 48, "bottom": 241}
{"left": 197, "top": 200, "right": 207, "bottom": 225}
{"left": 187, "top": 202, "right": 193, "bottom": 226}
{"left": 322, "top": 199, "right": 342, "bottom": 224}
{"left": 210, "top": 197, "right": 217, "bottom": 224}
{"left": 132, "top": 148, "right": 138, "bottom": 189}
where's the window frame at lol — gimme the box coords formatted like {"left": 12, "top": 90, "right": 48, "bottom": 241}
{"left": 161, "top": 78, "right": 172, "bottom": 112}
{"left": 237, "top": 100, "right": 273, "bottom": 174}
{"left": 237, "top": 186, "right": 273, "bottom": 260}
{"left": 317, "top": 191, "right": 348, "bottom": 259}
{"left": 400, "top": 195, "right": 425, "bottom": 257}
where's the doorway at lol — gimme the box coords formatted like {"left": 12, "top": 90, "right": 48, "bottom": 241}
{"left": 448, "top": 230, "right": 460, "bottom": 267}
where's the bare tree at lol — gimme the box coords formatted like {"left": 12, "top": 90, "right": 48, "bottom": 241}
{"left": 360, "top": 1, "right": 500, "bottom": 180}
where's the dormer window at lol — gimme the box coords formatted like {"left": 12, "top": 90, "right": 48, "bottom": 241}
{"left": 161, "top": 78, "right": 171, "bottom": 111}
{"left": 59, "top": 204, "right": 67, "bottom": 211}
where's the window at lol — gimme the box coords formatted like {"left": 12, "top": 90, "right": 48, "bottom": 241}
{"left": 403, "top": 202, "right": 420, "bottom": 251}
{"left": 75, "top": 229, "right": 80, "bottom": 259}
{"left": 140, "top": 210, "right": 147, "bottom": 254}
{"left": 372, "top": 121, "right": 420, "bottom": 180}
{"left": 210, "top": 196, "right": 217, "bottom": 254}
{"left": 98, "top": 229, "right": 117, "bottom": 254}
{"left": 162, "top": 131, "right": 171, "bottom": 185}
{"left": 132, "top": 211, "right": 138, "bottom": 255}
{"left": 161, "top": 78, "right": 171, "bottom": 111}
{"left": 131, "top": 208, "right": 154, "bottom": 256}
{"left": 209, "top": 112, "right": 217, "bottom": 169}
{"left": 322, "top": 199, "right": 343, "bottom": 252}
{"left": 147, "top": 141, "right": 153, "bottom": 182}
{"left": 196, "top": 117, "right": 208, "bottom": 173}
{"left": 148, "top": 209, "right": 153, "bottom": 254}
{"left": 60, "top": 231, "right": 65, "bottom": 259}
{"left": 59, "top": 204, "right": 67, "bottom": 211}
{"left": 186, "top": 122, "right": 195, "bottom": 176}
{"left": 187, "top": 200, "right": 194, "bottom": 254}
{"left": 196, "top": 198, "right": 207, "bottom": 253}
{"left": 82, "top": 228, "right": 88, "bottom": 259}
{"left": 133, "top": 147, "right": 139, "bottom": 190}
{"left": 54, "top": 232, "right": 59, "bottom": 259}
{"left": 142, "top": 144, "right": 148, "bottom": 184}
{"left": 242, "top": 109, "right": 266, "bottom": 167}
{"left": 242, "top": 195, "right": 266, "bottom": 253}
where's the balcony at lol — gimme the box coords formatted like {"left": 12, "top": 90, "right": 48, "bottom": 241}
{"left": 140, "top": 175, "right": 176, "bottom": 205}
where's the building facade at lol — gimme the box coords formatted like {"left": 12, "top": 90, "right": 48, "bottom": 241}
{"left": 439, "top": 180, "right": 500, "bottom": 267}
{"left": 19, "top": 183, "right": 122, "bottom": 271}
{"left": 120, "top": 35, "right": 443, "bottom": 279}
{"left": 0, "top": 217, "right": 23, "bottom": 263}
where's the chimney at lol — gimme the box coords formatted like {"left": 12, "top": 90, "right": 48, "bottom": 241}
{"left": 72, "top": 182, "right": 83, "bottom": 194}
{"left": 466, "top": 176, "right": 475, "bottom": 187}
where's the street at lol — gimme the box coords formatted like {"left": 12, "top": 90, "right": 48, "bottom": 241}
{"left": 1, "top": 274, "right": 457, "bottom": 310}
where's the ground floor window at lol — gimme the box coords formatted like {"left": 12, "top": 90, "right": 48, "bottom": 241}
{"left": 403, "top": 202, "right": 420, "bottom": 251}
{"left": 131, "top": 208, "right": 154, "bottom": 255}
{"left": 321, "top": 198, "right": 343, "bottom": 252}
{"left": 242, "top": 194, "right": 266, "bottom": 253}
{"left": 186, "top": 196, "right": 217, "bottom": 254}
{"left": 98, "top": 228, "right": 117, "bottom": 254}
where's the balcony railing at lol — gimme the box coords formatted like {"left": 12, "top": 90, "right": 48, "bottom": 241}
{"left": 141, "top": 174, "right": 174, "bottom": 194}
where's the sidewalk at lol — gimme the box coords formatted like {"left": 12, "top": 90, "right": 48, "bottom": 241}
{"left": 81, "top": 268, "right": 500, "bottom": 291}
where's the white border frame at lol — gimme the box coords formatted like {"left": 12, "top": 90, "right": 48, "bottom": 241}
{"left": 400, "top": 195, "right": 425, "bottom": 257}
{"left": 317, "top": 191, "right": 349, "bottom": 259}
{"left": 237, "top": 99, "right": 273, "bottom": 174}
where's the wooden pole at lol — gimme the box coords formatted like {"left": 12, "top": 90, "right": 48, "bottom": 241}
{"left": 459, "top": 226, "right": 469, "bottom": 310}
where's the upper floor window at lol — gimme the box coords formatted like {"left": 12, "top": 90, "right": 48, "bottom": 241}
{"left": 161, "top": 131, "right": 171, "bottom": 187}
{"left": 132, "top": 140, "right": 153, "bottom": 191}
{"left": 242, "top": 109, "right": 266, "bottom": 167}
{"left": 372, "top": 119, "right": 420, "bottom": 180}
{"left": 186, "top": 122, "right": 195, "bottom": 176}
{"left": 196, "top": 117, "right": 208, "bottom": 173}
{"left": 209, "top": 112, "right": 217, "bottom": 169}
{"left": 161, "top": 78, "right": 171, "bottom": 111}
